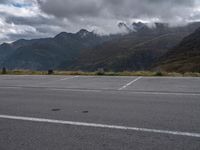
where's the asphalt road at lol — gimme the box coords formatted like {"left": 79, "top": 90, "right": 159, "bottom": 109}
{"left": 0, "top": 75, "right": 200, "bottom": 150}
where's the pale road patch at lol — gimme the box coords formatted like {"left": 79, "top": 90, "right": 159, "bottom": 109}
{"left": 118, "top": 76, "right": 142, "bottom": 90}
{"left": 60, "top": 76, "right": 79, "bottom": 81}
{"left": 0, "top": 114, "right": 200, "bottom": 138}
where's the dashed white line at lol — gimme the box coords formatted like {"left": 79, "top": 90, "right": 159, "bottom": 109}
{"left": 0, "top": 114, "right": 200, "bottom": 138}
{"left": 118, "top": 76, "right": 142, "bottom": 90}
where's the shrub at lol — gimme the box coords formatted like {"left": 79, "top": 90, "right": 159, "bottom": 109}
{"left": 48, "top": 70, "right": 54, "bottom": 75}
{"left": 96, "top": 68, "right": 105, "bottom": 75}
{"left": 155, "top": 71, "right": 163, "bottom": 76}
{"left": 2, "top": 67, "right": 7, "bottom": 74}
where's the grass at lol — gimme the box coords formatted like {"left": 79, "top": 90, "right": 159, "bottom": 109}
{"left": 0, "top": 70, "right": 200, "bottom": 77}
{"left": 1, "top": 70, "right": 47, "bottom": 75}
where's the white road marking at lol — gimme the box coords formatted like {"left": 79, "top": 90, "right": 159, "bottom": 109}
{"left": 0, "top": 86, "right": 199, "bottom": 96}
{"left": 38, "top": 76, "right": 79, "bottom": 85}
{"left": 0, "top": 87, "right": 23, "bottom": 90}
{"left": 0, "top": 114, "right": 199, "bottom": 138}
{"left": 50, "top": 88, "right": 101, "bottom": 92}
{"left": 60, "top": 76, "right": 79, "bottom": 81}
{"left": 119, "top": 76, "right": 142, "bottom": 90}
{"left": 0, "top": 86, "right": 101, "bottom": 93}
{"left": 129, "top": 91, "right": 200, "bottom": 96}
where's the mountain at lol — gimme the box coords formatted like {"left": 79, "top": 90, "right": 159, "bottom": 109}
{"left": 132, "top": 22, "right": 149, "bottom": 31}
{"left": 0, "top": 30, "right": 110, "bottom": 70}
{"left": 1, "top": 22, "right": 200, "bottom": 71}
{"left": 0, "top": 39, "right": 36, "bottom": 64}
{"left": 71, "top": 22, "right": 200, "bottom": 71}
{"left": 154, "top": 27, "right": 200, "bottom": 73}
{"left": 118, "top": 22, "right": 132, "bottom": 33}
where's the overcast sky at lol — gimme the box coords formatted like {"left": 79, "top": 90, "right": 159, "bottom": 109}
{"left": 0, "top": 0, "right": 200, "bottom": 43}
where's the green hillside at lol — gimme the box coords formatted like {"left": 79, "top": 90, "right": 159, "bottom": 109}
{"left": 155, "top": 28, "right": 200, "bottom": 72}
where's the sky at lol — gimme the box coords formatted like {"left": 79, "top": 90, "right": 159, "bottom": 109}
{"left": 0, "top": 0, "right": 200, "bottom": 43}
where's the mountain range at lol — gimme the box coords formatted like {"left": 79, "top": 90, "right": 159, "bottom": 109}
{"left": 73, "top": 22, "right": 200, "bottom": 71}
{"left": 0, "top": 22, "right": 200, "bottom": 72}
{"left": 0, "top": 29, "right": 112, "bottom": 70}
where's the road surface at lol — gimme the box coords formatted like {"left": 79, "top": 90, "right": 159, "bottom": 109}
{"left": 0, "top": 75, "right": 200, "bottom": 150}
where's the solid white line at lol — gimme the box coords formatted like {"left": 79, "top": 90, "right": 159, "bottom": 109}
{"left": 0, "top": 87, "right": 23, "bottom": 90}
{"left": 119, "top": 76, "right": 142, "bottom": 90}
{"left": 0, "top": 86, "right": 199, "bottom": 96}
{"left": 0, "top": 86, "right": 101, "bottom": 92}
{"left": 0, "top": 114, "right": 199, "bottom": 138}
{"left": 60, "top": 76, "right": 79, "bottom": 81}
{"left": 129, "top": 91, "right": 200, "bottom": 96}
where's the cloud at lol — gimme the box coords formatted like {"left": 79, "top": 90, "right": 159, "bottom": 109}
{"left": 37, "top": 0, "right": 103, "bottom": 18}
{"left": 0, "top": 0, "right": 10, "bottom": 3}
{"left": 37, "top": 0, "right": 198, "bottom": 20}
{"left": 36, "top": 0, "right": 200, "bottom": 32}
{"left": 0, "top": 0, "right": 200, "bottom": 43}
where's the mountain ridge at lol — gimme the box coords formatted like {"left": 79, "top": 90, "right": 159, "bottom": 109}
{"left": 0, "top": 29, "right": 110, "bottom": 70}
{"left": 1, "top": 22, "right": 200, "bottom": 71}
{"left": 72, "top": 22, "right": 200, "bottom": 71}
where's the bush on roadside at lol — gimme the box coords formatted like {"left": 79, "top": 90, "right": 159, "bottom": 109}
{"left": 155, "top": 71, "right": 164, "bottom": 76}
{"left": 2, "top": 67, "right": 7, "bottom": 74}
{"left": 96, "top": 68, "right": 105, "bottom": 76}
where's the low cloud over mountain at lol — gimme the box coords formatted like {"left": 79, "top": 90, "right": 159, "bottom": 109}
{"left": 0, "top": 0, "right": 200, "bottom": 43}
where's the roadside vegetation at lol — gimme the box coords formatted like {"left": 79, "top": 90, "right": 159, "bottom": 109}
{"left": 0, "top": 70, "right": 200, "bottom": 77}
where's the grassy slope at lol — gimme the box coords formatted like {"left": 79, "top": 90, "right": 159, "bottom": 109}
{"left": 1, "top": 70, "right": 200, "bottom": 77}
{"left": 75, "top": 31, "right": 192, "bottom": 71}
{"left": 156, "top": 28, "right": 200, "bottom": 73}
